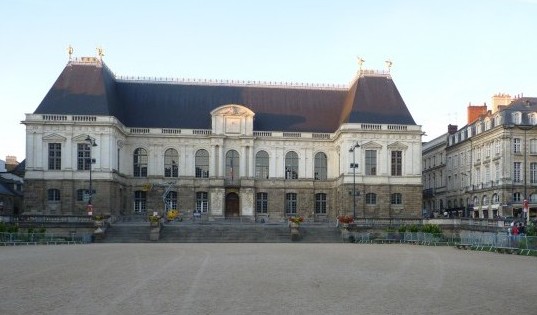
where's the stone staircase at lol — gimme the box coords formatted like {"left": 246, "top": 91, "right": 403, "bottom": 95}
{"left": 101, "top": 223, "right": 342, "bottom": 243}
{"left": 102, "top": 224, "right": 152, "bottom": 243}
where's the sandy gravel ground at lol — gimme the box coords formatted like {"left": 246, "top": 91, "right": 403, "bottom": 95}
{"left": 0, "top": 243, "right": 535, "bottom": 315}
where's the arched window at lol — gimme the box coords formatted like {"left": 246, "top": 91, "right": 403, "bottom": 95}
{"left": 315, "top": 193, "right": 327, "bottom": 214}
{"left": 365, "top": 193, "right": 376, "bottom": 205}
{"left": 164, "top": 149, "right": 178, "bottom": 177}
{"left": 314, "top": 152, "right": 327, "bottom": 180}
{"left": 512, "top": 112, "right": 522, "bottom": 124}
{"left": 195, "top": 149, "right": 209, "bottom": 178}
{"left": 492, "top": 194, "right": 500, "bottom": 204}
{"left": 285, "top": 151, "right": 299, "bottom": 179}
{"left": 255, "top": 151, "right": 269, "bottom": 179}
{"left": 482, "top": 195, "right": 489, "bottom": 205}
{"left": 530, "top": 113, "right": 537, "bottom": 125}
{"left": 76, "top": 189, "right": 90, "bottom": 202}
{"left": 133, "top": 148, "right": 148, "bottom": 177}
{"left": 473, "top": 196, "right": 479, "bottom": 206}
{"left": 225, "top": 150, "right": 240, "bottom": 180}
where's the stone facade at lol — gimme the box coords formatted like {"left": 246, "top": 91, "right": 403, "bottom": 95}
{"left": 22, "top": 58, "right": 423, "bottom": 220}
{"left": 422, "top": 96, "right": 537, "bottom": 222}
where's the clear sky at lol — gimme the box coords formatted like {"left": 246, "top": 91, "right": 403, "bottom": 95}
{"left": 1, "top": 0, "right": 536, "bottom": 162}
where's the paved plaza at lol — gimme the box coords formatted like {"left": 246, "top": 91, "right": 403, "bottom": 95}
{"left": 0, "top": 243, "right": 535, "bottom": 315}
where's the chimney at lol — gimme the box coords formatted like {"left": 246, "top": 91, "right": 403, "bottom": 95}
{"left": 448, "top": 124, "right": 458, "bottom": 134}
{"left": 491, "top": 93, "right": 512, "bottom": 113}
{"left": 467, "top": 104, "right": 488, "bottom": 124}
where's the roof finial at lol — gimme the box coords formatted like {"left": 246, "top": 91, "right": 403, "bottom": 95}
{"left": 385, "top": 59, "right": 393, "bottom": 73}
{"left": 96, "top": 46, "right": 105, "bottom": 61}
{"left": 357, "top": 56, "right": 365, "bottom": 74}
{"left": 67, "top": 45, "right": 74, "bottom": 60}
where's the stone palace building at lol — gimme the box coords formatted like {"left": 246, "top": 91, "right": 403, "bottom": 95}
{"left": 22, "top": 55, "right": 423, "bottom": 221}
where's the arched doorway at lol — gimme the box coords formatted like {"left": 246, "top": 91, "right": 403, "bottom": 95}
{"left": 225, "top": 192, "right": 240, "bottom": 217}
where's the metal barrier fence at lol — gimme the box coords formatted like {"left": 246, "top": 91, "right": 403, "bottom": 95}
{"left": 349, "top": 232, "right": 458, "bottom": 245}
{"left": 459, "top": 231, "right": 537, "bottom": 251}
{"left": 0, "top": 232, "right": 92, "bottom": 246}
{"left": 348, "top": 231, "right": 537, "bottom": 255}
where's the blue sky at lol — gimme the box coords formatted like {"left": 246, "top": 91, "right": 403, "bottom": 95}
{"left": 1, "top": 0, "right": 536, "bottom": 162}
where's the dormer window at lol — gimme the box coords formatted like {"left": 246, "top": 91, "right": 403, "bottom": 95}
{"left": 530, "top": 113, "right": 537, "bottom": 125}
{"left": 512, "top": 112, "right": 522, "bottom": 124}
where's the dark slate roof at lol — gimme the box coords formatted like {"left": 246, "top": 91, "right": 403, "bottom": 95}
{"left": 34, "top": 60, "right": 417, "bottom": 132}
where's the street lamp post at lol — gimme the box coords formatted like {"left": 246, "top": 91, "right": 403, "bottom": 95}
{"left": 85, "top": 136, "right": 97, "bottom": 207}
{"left": 349, "top": 143, "right": 360, "bottom": 218}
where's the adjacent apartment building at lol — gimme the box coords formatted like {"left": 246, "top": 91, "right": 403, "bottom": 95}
{"left": 423, "top": 94, "right": 537, "bottom": 222}
{"left": 22, "top": 55, "right": 423, "bottom": 220}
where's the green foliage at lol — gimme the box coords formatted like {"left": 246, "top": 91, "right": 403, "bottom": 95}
{"left": 421, "top": 224, "right": 442, "bottom": 234}
{"left": 526, "top": 222, "right": 536, "bottom": 236}
{"left": 0, "top": 223, "right": 19, "bottom": 233}
{"left": 395, "top": 224, "right": 442, "bottom": 234}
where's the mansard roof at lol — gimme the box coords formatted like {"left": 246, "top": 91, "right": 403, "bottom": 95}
{"left": 34, "top": 58, "right": 416, "bottom": 132}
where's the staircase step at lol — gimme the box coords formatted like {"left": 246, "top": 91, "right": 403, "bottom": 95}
{"left": 102, "top": 223, "right": 342, "bottom": 243}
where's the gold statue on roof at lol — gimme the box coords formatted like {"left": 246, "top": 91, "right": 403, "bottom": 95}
{"left": 96, "top": 47, "right": 105, "bottom": 60}
{"left": 385, "top": 59, "right": 393, "bottom": 72}
{"left": 67, "top": 45, "right": 74, "bottom": 60}
{"left": 357, "top": 57, "right": 365, "bottom": 71}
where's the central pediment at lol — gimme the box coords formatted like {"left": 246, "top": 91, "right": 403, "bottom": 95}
{"left": 211, "top": 104, "right": 255, "bottom": 136}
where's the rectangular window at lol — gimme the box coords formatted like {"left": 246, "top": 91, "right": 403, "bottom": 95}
{"left": 365, "top": 150, "right": 377, "bottom": 176}
{"left": 134, "top": 191, "right": 146, "bottom": 213}
{"left": 513, "top": 138, "right": 521, "bottom": 153}
{"left": 196, "top": 192, "right": 208, "bottom": 213}
{"left": 48, "top": 143, "right": 61, "bottom": 170}
{"left": 315, "top": 193, "right": 327, "bottom": 214}
{"left": 256, "top": 192, "right": 268, "bottom": 213}
{"left": 391, "top": 193, "right": 402, "bottom": 205}
{"left": 513, "top": 162, "right": 522, "bottom": 183}
{"left": 366, "top": 193, "right": 376, "bottom": 205}
{"left": 391, "top": 151, "right": 402, "bottom": 176}
{"left": 255, "top": 151, "right": 270, "bottom": 179}
{"left": 285, "top": 193, "right": 297, "bottom": 214}
{"left": 531, "top": 139, "right": 537, "bottom": 154}
{"left": 77, "top": 143, "right": 91, "bottom": 170}
{"left": 531, "top": 163, "right": 537, "bottom": 184}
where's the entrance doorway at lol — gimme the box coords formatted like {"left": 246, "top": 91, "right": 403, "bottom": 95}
{"left": 225, "top": 192, "right": 240, "bottom": 217}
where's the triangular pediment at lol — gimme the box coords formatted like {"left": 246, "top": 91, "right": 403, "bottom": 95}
{"left": 387, "top": 141, "right": 408, "bottom": 150}
{"left": 42, "top": 133, "right": 67, "bottom": 142}
{"left": 72, "top": 134, "right": 94, "bottom": 143}
{"left": 361, "top": 141, "right": 382, "bottom": 149}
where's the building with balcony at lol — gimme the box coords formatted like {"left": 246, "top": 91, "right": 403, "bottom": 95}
{"left": 423, "top": 94, "right": 537, "bottom": 221}
{"left": 22, "top": 56, "right": 423, "bottom": 221}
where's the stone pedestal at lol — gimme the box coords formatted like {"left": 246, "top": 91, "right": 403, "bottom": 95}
{"left": 290, "top": 222, "right": 301, "bottom": 241}
{"left": 149, "top": 222, "right": 161, "bottom": 241}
